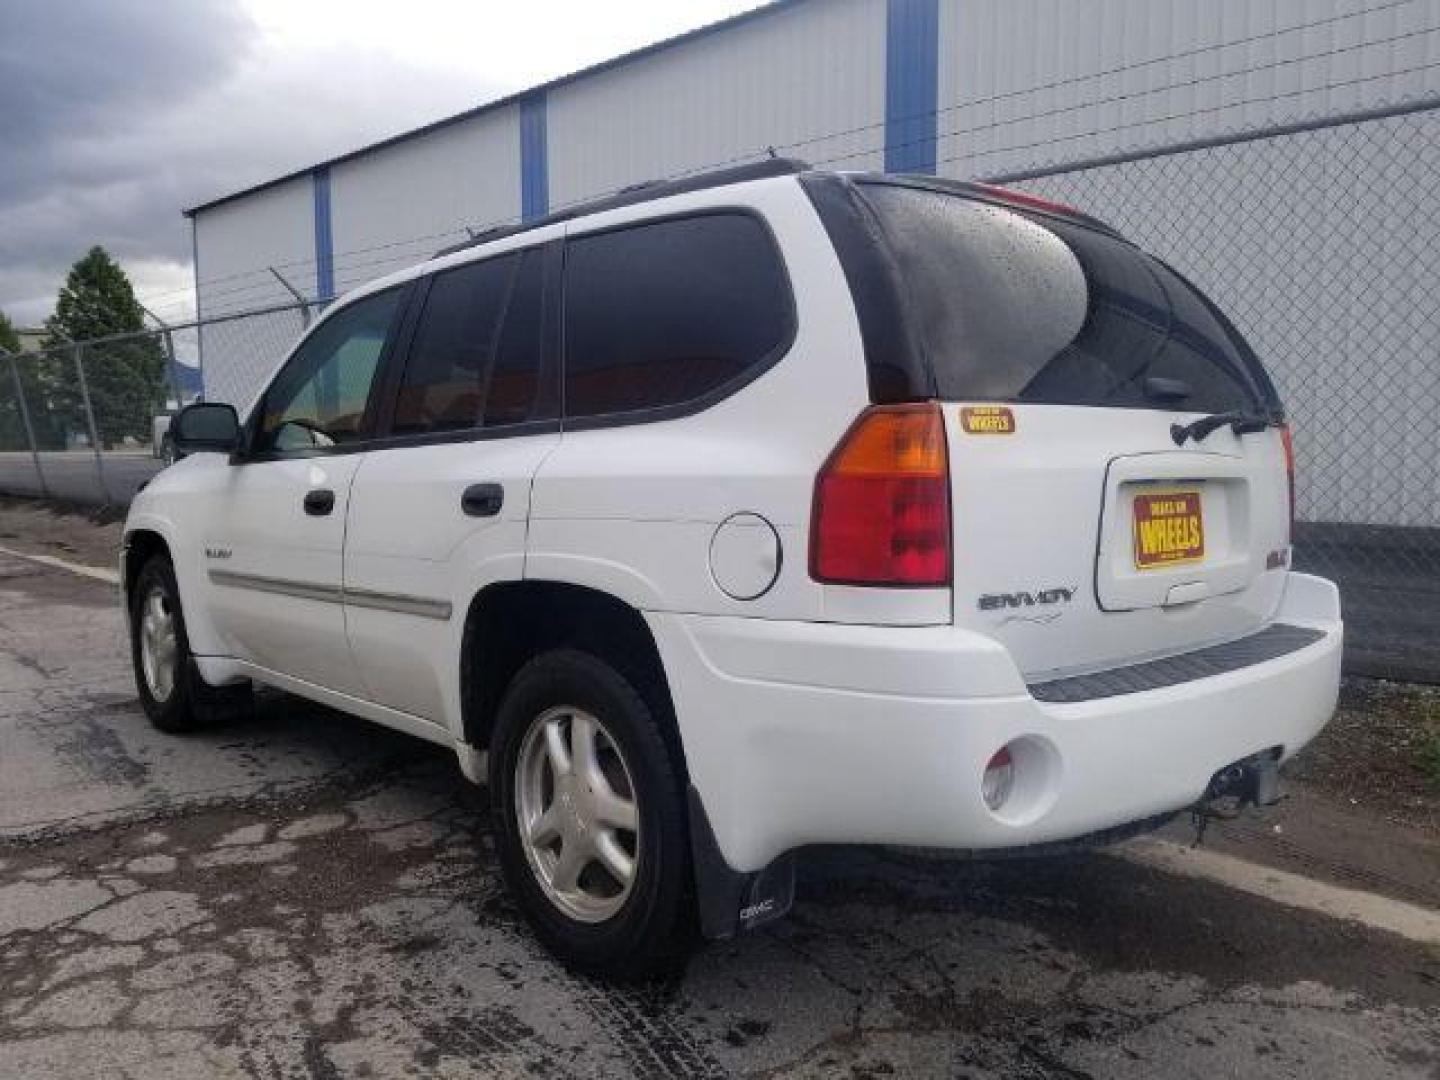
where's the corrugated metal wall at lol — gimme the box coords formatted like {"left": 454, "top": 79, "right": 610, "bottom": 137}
{"left": 193, "top": 176, "right": 313, "bottom": 319}
{"left": 329, "top": 106, "right": 522, "bottom": 294}
{"left": 547, "top": 0, "right": 885, "bottom": 207}
{"left": 936, "top": 0, "right": 1440, "bottom": 183}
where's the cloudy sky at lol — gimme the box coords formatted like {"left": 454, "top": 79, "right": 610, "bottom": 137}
{"left": 0, "top": 0, "right": 765, "bottom": 327}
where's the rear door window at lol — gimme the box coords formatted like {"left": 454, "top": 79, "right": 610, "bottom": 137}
{"left": 858, "top": 183, "right": 1271, "bottom": 412}
{"left": 562, "top": 213, "right": 793, "bottom": 422}
{"left": 393, "top": 255, "right": 517, "bottom": 436}
{"left": 390, "top": 246, "right": 551, "bottom": 437}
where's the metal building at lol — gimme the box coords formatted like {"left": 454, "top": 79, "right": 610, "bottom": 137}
{"left": 184, "top": 0, "right": 1440, "bottom": 527}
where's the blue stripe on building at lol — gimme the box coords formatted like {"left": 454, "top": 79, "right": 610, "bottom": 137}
{"left": 312, "top": 167, "right": 335, "bottom": 301}
{"left": 520, "top": 93, "right": 550, "bottom": 221}
{"left": 885, "top": 0, "right": 940, "bottom": 174}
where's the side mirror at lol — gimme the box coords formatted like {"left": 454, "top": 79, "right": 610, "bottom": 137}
{"left": 171, "top": 402, "right": 241, "bottom": 456}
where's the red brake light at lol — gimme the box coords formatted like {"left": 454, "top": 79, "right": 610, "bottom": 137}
{"left": 1281, "top": 423, "right": 1296, "bottom": 539}
{"left": 970, "top": 182, "right": 1085, "bottom": 219}
{"left": 810, "top": 403, "right": 951, "bottom": 587}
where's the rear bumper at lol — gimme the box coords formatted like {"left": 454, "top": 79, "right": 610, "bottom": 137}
{"left": 650, "top": 573, "right": 1342, "bottom": 874}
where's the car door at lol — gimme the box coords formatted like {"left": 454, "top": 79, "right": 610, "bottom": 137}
{"left": 202, "top": 286, "right": 408, "bottom": 697}
{"left": 342, "top": 243, "right": 561, "bottom": 724}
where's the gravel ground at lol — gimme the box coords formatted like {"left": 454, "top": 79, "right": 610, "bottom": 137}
{"left": 1284, "top": 679, "right": 1440, "bottom": 832}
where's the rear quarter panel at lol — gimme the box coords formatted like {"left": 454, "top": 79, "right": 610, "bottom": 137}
{"left": 526, "top": 176, "right": 951, "bottom": 627}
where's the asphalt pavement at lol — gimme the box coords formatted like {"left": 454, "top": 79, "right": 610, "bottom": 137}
{"left": 0, "top": 549, "right": 1436, "bottom": 1078}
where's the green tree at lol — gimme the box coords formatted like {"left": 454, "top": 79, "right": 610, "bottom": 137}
{"left": 43, "top": 247, "right": 166, "bottom": 448}
{"left": 0, "top": 310, "right": 62, "bottom": 450}
{"left": 0, "top": 311, "right": 21, "bottom": 449}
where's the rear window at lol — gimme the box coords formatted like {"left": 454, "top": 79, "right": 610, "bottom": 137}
{"left": 858, "top": 183, "right": 1272, "bottom": 412}
{"left": 563, "top": 213, "right": 793, "bottom": 422}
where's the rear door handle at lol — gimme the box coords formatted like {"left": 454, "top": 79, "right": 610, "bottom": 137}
{"left": 303, "top": 488, "right": 336, "bottom": 516}
{"left": 461, "top": 483, "right": 504, "bottom": 518}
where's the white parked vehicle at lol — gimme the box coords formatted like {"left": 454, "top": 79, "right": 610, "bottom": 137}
{"left": 122, "top": 161, "right": 1342, "bottom": 978}
{"left": 152, "top": 412, "right": 177, "bottom": 465}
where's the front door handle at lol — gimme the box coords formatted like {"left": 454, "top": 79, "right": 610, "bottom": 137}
{"left": 461, "top": 483, "right": 504, "bottom": 518}
{"left": 303, "top": 488, "right": 336, "bottom": 516}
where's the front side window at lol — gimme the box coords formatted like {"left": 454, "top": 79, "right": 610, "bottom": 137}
{"left": 256, "top": 288, "right": 402, "bottom": 452}
{"left": 563, "top": 213, "right": 792, "bottom": 421}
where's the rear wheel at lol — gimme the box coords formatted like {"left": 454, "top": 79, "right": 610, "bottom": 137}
{"left": 491, "top": 649, "right": 693, "bottom": 979}
{"left": 129, "top": 555, "right": 250, "bottom": 733}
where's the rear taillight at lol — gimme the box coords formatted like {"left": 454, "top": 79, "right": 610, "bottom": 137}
{"left": 1281, "top": 423, "right": 1296, "bottom": 540}
{"left": 810, "top": 403, "right": 951, "bottom": 587}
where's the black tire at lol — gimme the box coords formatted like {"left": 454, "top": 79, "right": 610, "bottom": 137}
{"left": 490, "top": 649, "right": 695, "bottom": 980}
{"left": 129, "top": 555, "right": 251, "bottom": 733}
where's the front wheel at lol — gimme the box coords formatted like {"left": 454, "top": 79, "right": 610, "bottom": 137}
{"left": 490, "top": 649, "right": 694, "bottom": 979}
{"left": 129, "top": 555, "right": 250, "bottom": 733}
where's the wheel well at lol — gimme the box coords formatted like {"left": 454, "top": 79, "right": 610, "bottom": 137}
{"left": 461, "top": 581, "right": 685, "bottom": 777}
{"left": 122, "top": 530, "right": 170, "bottom": 602}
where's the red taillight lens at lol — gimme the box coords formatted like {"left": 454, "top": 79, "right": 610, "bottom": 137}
{"left": 1280, "top": 423, "right": 1296, "bottom": 539}
{"left": 810, "top": 403, "right": 951, "bottom": 587}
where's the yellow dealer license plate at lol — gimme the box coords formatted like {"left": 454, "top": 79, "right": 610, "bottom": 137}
{"left": 1132, "top": 489, "right": 1205, "bottom": 569}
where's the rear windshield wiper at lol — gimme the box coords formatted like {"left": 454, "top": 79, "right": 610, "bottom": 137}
{"left": 1170, "top": 409, "right": 1277, "bottom": 446}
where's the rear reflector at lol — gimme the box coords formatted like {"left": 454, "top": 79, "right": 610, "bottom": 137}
{"left": 982, "top": 746, "right": 1016, "bottom": 813}
{"left": 810, "top": 403, "right": 951, "bottom": 587}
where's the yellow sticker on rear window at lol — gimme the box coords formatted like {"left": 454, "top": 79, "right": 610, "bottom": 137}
{"left": 960, "top": 406, "right": 1015, "bottom": 434}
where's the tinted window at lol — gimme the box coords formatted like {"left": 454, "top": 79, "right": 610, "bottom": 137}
{"left": 394, "top": 257, "right": 516, "bottom": 435}
{"left": 563, "top": 214, "right": 791, "bottom": 420}
{"left": 257, "top": 288, "right": 401, "bottom": 452}
{"left": 392, "top": 248, "right": 549, "bottom": 435}
{"left": 860, "top": 184, "right": 1271, "bottom": 412}
{"left": 485, "top": 248, "right": 548, "bottom": 427}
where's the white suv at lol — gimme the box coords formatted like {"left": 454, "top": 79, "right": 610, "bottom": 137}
{"left": 123, "top": 161, "right": 1342, "bottom": 978}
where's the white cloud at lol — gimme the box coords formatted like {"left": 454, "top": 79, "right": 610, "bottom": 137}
{"left": 1, "top": 0, "right": 768, "bottom": 326}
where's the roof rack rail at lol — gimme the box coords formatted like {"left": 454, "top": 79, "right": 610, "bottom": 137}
{"left": 434, "top": 157, "right": 810, "bottom": 258}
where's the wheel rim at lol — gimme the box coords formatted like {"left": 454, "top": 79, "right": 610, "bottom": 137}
{"left": 138, "top": 587, "right": 178, "bottom": 703}
{"left": 514, "top": 706, "right": 640, "bottom": 924}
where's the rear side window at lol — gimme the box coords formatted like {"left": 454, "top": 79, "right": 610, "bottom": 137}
{"left": 563, "top": 213, "right": 792, "bottom": 421}
{"left": 393, "top": 247, "right": 548, "bottom": 435}
{"left": 858, "top": 183, "right": 1272, "bottom": 412}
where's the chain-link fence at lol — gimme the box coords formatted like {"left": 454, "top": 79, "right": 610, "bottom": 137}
{"left": 987, "top": 97, "right": 1440, "bottom": 681}
{"left": 0, "top": 300, "right": 318, "bottom": 507}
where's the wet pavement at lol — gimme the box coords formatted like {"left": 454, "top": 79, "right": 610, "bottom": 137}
{"left": 1, "top": 552, "right": 1437, "bottom": 1078}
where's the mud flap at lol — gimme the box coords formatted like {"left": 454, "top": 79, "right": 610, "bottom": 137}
{"left": 687, "top": 785, "right": 795, "bottom": 939}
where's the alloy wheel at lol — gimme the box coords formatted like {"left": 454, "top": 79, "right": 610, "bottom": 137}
{"left": 514, "top": 705, "right": 641, "bottom": 923}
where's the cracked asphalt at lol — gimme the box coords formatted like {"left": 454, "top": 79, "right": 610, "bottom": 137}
{"left": 1, "top": 551, "right": 1437, "bottom": 1079}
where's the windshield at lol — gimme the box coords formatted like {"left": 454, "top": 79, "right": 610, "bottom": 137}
{"left": 858, "top": 182, "right": 1275, "bottom": 413}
